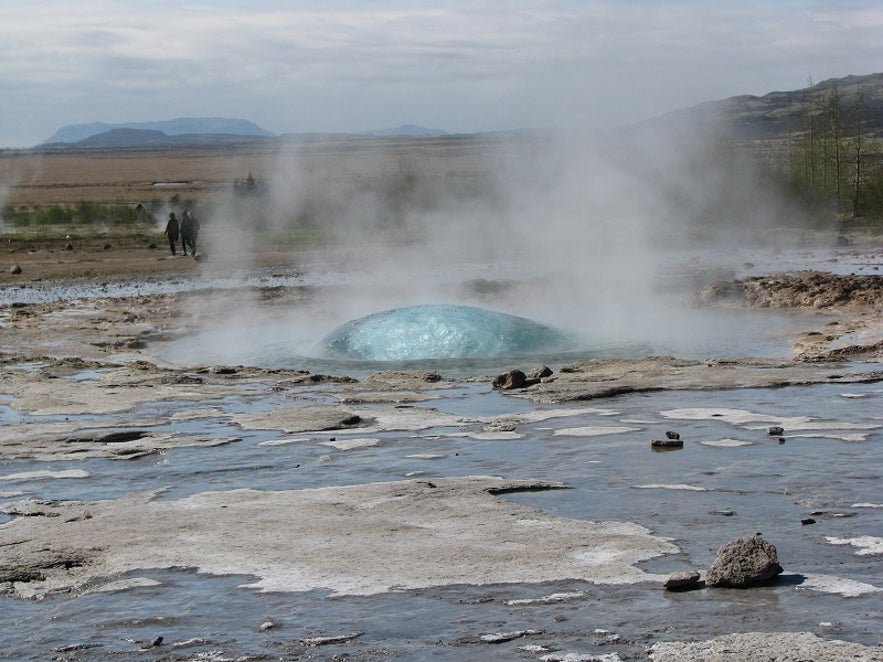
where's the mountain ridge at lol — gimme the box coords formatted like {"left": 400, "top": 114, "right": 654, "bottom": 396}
{"left": 640, "top": 72, "right": 883, "bottom": 140}
{"left": 42, "top": 117, "right": 276, "bottom": 145}
{"left": 42, "top": 121, "right": 448, "bottom": 149}
{"left": 37, "top": 72, "right": 883, "bottom": 150}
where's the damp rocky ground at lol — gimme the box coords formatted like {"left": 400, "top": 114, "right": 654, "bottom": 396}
{"left": 1, "top": 240, "right": 882, "bottom": 660}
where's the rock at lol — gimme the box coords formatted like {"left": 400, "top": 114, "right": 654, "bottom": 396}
{"left": 693, "top": 271, "right": 883, "bottom": 310}
{"left": 767, "top": 426, "right": 784, "bottom": 436}
{"left": 649, "top": 631, "right": 883, "bottom": 662}
{"left": 300, "top": 632, "right": 363, "bottom": 647}
{"left": 706, "top": 534, "right": 783, "bottom": 588}
{"left": 664, "top": 570, "right": 702, "bottom": 591}
{"left": 665, "top": 430, "right": 680, "bottom": 440}
{"left": 479, "top": 629, "right": 543, "bottom": 644}
{"left": 493, "top": 369, "right": 526, "bottom": 390}
{"left": 527, "top": 365, "right": 553, "bottom": 380}
{"left": 9, "top": 263, "right": 21, "bottom": 274}
{"left": 651, "top": 438, "right": 683, "bottom": 450}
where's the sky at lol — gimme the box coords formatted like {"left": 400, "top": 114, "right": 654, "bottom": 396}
{"left": 1, "top": 0, "right": 881, "bottom": 148}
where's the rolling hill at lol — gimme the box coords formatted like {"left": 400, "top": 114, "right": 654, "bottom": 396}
{"left": 641, "top": 72, "right": 883, "bottom": 141}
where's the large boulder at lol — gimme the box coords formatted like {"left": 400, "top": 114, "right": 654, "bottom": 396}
{"left": 706, "top": 534, "right": 783, "bottom": 588}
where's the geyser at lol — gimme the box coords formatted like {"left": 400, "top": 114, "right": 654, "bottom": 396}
{"left": 321, "top": 304, "right": 576, "bottom": 361}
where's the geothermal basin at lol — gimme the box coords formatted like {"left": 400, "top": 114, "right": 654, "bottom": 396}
{"left": 0, "top": 245, "right": 882, "bottom": 661}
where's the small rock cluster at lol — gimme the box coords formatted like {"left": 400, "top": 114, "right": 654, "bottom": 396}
{"left": 492, "top": 365, "right": 553, "bottom": 390}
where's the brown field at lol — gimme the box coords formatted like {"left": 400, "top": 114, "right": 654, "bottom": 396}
{"left": 0, "top": 135, "right": 510, "bottom": 283}
{"left": 0, "top": 135, "right": 501, "bottom": 208}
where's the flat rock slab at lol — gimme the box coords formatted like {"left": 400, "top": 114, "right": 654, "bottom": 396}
{"left": 511, "top": 356, "right": 883, "bottom": 404}
{"left": 649, "top": 631, "right": 883, "bottom": 662}
{"left": 0, "top": 476, "right": 677, "bottom": 599}
{"left": 0, "top": 419, "right": 235, "bottom": 461}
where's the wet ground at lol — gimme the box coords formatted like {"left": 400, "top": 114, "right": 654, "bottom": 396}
{"left": 1, "top": 245, "right": 882, "bottom": 661}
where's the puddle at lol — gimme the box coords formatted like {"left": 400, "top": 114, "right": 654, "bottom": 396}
{"left": 0, "top": 268, "right": 305, "bottom": 306}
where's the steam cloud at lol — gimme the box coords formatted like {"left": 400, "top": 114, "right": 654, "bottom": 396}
{"left": 188, "top": 121, "right": 803, "bottom": 365}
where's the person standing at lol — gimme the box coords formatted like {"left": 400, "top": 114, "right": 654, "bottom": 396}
{"left": 181, "top": 209, "right": 199, "bottom": 256}
{"left": 187, "top": 209, "right": 200, "bottom": 256}
{"left": 164, "top": 212, "right": 180, "bottom": 255}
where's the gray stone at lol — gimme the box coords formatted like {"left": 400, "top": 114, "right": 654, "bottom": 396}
{"left": 527, "top": 365, "right": 553, "bottom": 380}
{"left": 706, "top": 534, "right": 783, "bottom": 588}
{"left": 651, "top": 438, "right": 683, "bottom": 450}
{"left": 664, "top": 570, "right": 702, "bottom": 591}
{"left": 493, "top": 369, "right": 526, "bottom": 390}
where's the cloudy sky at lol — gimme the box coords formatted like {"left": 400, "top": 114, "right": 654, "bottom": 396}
{"left": 1, "top": 1, "right": 881, "bottom": 148}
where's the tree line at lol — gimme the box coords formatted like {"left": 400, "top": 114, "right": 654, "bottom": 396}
{"left": 787, "top": 79, "right": 883, "bottom": 225}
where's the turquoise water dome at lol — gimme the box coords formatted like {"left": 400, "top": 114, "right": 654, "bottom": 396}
{"left": 321, "top": 304, "right": 576, "bottom": 361}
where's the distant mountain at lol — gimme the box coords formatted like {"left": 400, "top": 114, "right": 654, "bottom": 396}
{"left": 42, "top": 117, "right": 275, "bottom": 145}
{"left": 60, "top": 127, "right": 277, "bottom": 149}
{"left": 73, "top": 128, "right": 171, "bottom": 147}
{"left": 638, "top": 72, "right": 883, "bottom": 141}
{"left": 362, "top": 124, "right": 448, "bottom": 137}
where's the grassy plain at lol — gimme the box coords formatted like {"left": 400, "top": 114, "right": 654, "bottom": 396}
{"left": 0, "top": 135, "right": 498, "bottom": 207}
{"left": 0, "top": 135, "right": 506, "bottom": 281}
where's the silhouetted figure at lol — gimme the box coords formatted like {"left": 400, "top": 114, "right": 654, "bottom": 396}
{"left": 181, "top": 209, "right": 200, "bottom": 256}
{"left": 164, "top": 212, "right": 180, "bottom": 255}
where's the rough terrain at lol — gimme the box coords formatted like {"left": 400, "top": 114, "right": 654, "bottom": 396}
{"left": 1, "top": 235, "right": 882, "bottom": 660}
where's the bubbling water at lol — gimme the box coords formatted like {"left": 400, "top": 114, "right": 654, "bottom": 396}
{"left": 320, "top": 304, "right": 579, "bottom": 361}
